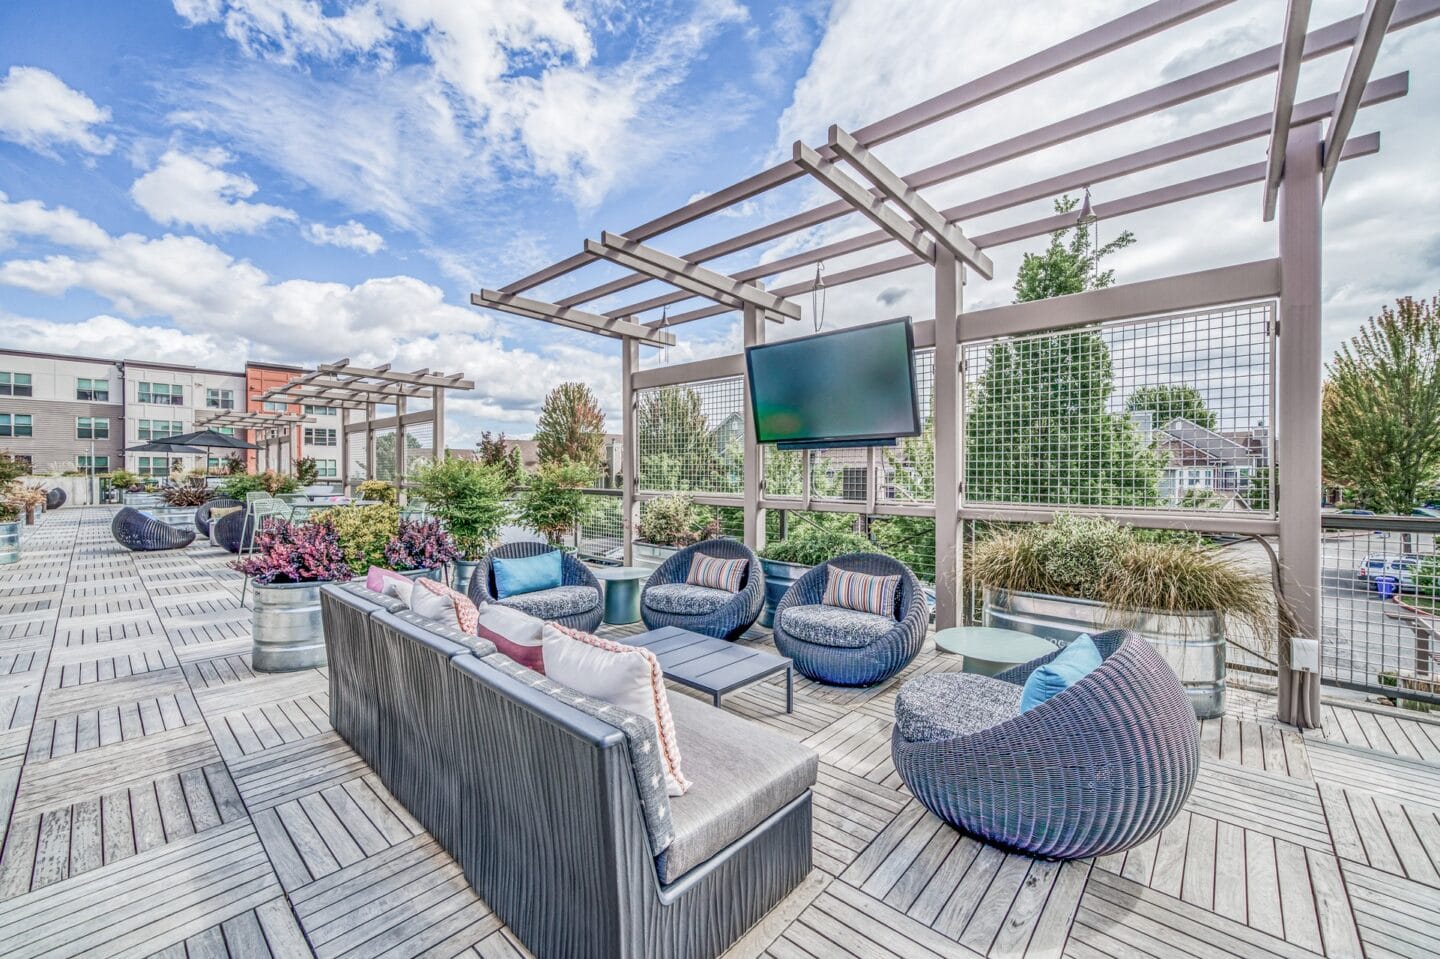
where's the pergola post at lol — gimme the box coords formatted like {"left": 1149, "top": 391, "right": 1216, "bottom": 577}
{"left": 365, "top": 402, "right": 375, "bottom": 483}
{"left": 432, "top": 385, "right": 445, "bottom": 464}
{"left": 1277, "top": 121, "right": 1324, "bottom": 728}
{"left": 621, "top": 337, "right": 639, "bottom": 565}
{"left": 742, "top": 301, "right": 766, "bottom": 552}
{"left": 395, "top": 396, "right": 407, "bottom": 505}
{"left": 933, "top": 248, "right": 963, "bottom": 630}
{"left": 338, "top": 411, "right": 348, "bottom": 493}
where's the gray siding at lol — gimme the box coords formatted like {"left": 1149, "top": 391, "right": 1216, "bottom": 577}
{"left": 0, "top": 395, "right": 124, "bottom": 471}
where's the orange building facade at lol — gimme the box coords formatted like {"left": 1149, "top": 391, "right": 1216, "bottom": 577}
{"left": 243, "top": 362, "right": 307, "bottom": 472}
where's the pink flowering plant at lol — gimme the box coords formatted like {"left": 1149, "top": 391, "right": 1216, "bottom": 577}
{"left": 384, "top": 518, "right": 461, "bottom": 571}
{"left": 230, "top": 518, "right": 352, "bottom": 585}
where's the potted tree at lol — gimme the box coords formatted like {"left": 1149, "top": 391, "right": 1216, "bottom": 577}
{"left": 231, "top": 518, "right": 351, "bottom": 671}
{"left": 384, "top": 517, "right": 460, "bottom": 582}
{"left": 514, "top": 461, "right": 598, "bottom": 547}
{"left": 970, "top": 514, "right": 1276, "bottom": 719}
{"left": 757, "top": 526, "right": 878, "bottom": 627}
{"left": 7, "top": 485, "right": 45, "bottom": 525}
{"left": 408, "top": 457, "right": 511, "bottom": 594}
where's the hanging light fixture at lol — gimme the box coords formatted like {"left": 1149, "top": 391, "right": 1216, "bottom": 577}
{"left": 1076, "top": 185, "right": 1099, "bottom": 286}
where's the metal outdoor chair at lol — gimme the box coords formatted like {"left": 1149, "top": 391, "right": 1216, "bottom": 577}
{"left": 238, "top": 494, "right": 295, "bottom": 606}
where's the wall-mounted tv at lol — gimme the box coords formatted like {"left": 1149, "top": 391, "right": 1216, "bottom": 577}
{"left": 746, "top": 317, "right": 921, "bottom": 450}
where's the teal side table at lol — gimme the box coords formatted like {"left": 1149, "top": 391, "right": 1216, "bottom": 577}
{"left": 934, "top": 626, "right": 1057, "bottom": 676}
{"left": 594, "top": 566, "right": 649, "bottom": 625}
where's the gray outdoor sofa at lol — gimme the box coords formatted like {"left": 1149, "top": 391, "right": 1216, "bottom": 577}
{"left": 319, "top": 583, "right": 817, "bottom": 959}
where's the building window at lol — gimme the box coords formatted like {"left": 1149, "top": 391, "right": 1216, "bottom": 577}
{"left": 77, "top": 416, "right": 110, "bottom": 439}
{"left": 0, "top": 373, "right": 33, "bottom": 397}
{"left": 77, "top": 455, "right": 108, "bottom": 473}
{"left": 206, "top": 388, "right": 235, "bottom": 409}
{"left": 263, "top": 400, "right": 287, "bottom": 412}
{"left": 138, "top": 419, "right": 183, "bottom": 441}
{"left": 215, "top": 427, "right": 237, "bottom": 435}
{"left": 137, "top": 456, "right": 171, "bottom": 478}
{"left": 0, "top": 414, "right": 33, "bottom": 437}
{"left": 138, "top": 382, "right": 184, "bottom": 405}
{"left": 304, "top": 427, "right": 337, "bottom": 446}
{"left": 76, "top": 377, "right": 110, "bottom": 402}
{"left": 303, "top": 404, "right": 337, "bottom": 416}
{"left": 314, "top": 458, "right": 338, "bottom": 478}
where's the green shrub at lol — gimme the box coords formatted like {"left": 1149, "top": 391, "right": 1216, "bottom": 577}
{"left": 216, "top": 471, "right": 298, "bottom": 500}
{"left": 314, "top": 504, "right": 401, "bottom": 574}
{"left": 514, "top": 461, "right": 595, "bottom": 545}
{"left": 356, "top": 480, "right": 396, "bottom": 504}
{"left": 637, "top": 494, "right": 716, "bottom": 547}
{"left": 408, "top": 457, "right": 510, "bottom": 558}
{"left": 760, "top": 529, "right": 877, "bottom": 567}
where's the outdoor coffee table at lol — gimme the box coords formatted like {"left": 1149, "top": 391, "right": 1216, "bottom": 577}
{"left": 933, "top": 626, "right": 1057, "bottom": 676}
{"left": 593, "top": 565, "right": 650, "bottom": 625}
{"left": 625, "top": 625, "right": 793, "bottom": 713}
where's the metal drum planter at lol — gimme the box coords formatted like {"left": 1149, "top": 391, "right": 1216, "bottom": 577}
{"left": 252, "top": 581, "right": 328, "bottom": 671}
{"left": 452, "top": 559, "right": 481, "bottom": 597}
{"left": 396, "top": 567, "right": 444, "bottom": 583}
{"left": 984, "top": 587, "right": 1225, "bottom": 719}
{"left": 759, "top": 559, "right": 807, "bottom": 628}
{"left": 0, "top": 521, "right": 19, "bottom": 565}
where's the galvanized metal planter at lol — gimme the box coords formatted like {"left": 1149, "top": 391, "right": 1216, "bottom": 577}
{"left": 452, "top": 559, "right": 482, "bottom": 596}
{"left": 632, "top": 540, "right": 679, "bottom": 571}
{"left": 759, "top": 559, "right": 809, "bottom": 628}
{"left": 984, "top": 587, "right": 1225, "bottom": 719}
{"left": 252, "top": 580, "right": 329, "bottom": 672}
{"left": 0, "top": 521, "right": 20, "bottom": 566}
{"left": 396, "top": 566, "right": 444, "bottom": 582}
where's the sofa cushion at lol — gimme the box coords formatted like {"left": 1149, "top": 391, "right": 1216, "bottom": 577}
{"left": 686, "top": 555, "right": 747, "bottom": 592}
{"left": 657, "top": 693, "right": 818, "bottom": 884}
{"left": 365, "top": 566, "right": 414, "bottom": 606}
{"left": 1021, "top": 633, "right": 1102, "bottom": 712}
{"left": 895, "top": 672, "right": 1023, "bottom": 743}
{"left": 821, "top": 567, "right": 900, "bottom": 617}
{"left": 411, "top": 578, "right": 480, "bottom": 634}
{"left": 644, "top": 583, "right": 732, "bottom": 616}
{"left": 779, "top": 603, "right": 895, "bottom": 649}
{"left": 336, "top": 580, "right": 409, "bottom": 613}
{"left": 497, "top": 584, "right": 598, "bottom": 620}
{"left": 543, "top": 624, "right": 691, "bottom": 796}
{"left": 476, "top": 602, "right": 547, "bottom": 673}
{"left": 493, "top": 550, "right": 564, "bottom": 599}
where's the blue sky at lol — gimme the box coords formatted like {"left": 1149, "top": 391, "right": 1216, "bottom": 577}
{"left": 1, "top": 0, "right": 1438, "bottom": 446}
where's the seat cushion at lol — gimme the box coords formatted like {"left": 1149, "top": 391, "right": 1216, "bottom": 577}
{"left": 779, "top": 604, "right": 895, "bottom": 649}
{"left": 493, "top": 550, "right": 564, "bottom": 599}
{"left": 895, "top": 672, "right": 1023, "bottom": 743}
{"left": 497, "top": 584, "right": 599, "bottom": 620}
{"left": 657, "top": 693, "right": 818, "bottom": 883}
{"left": 644, "top": 583, "right": 733, "bottom": 615}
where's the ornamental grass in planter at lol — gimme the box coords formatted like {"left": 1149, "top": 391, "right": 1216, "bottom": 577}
{"left": 231, "top": 519, "right": 352, "bottom": 672}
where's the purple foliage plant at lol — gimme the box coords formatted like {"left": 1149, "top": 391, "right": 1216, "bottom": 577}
{"left": 384, "top": 518, "right": 461, "bottom": 571}
{"left": 230, "top": 518, "right": 353, "bottom": 585}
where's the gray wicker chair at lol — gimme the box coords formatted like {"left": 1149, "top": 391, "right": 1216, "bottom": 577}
{"left": 772, "top": 553, "right": 927, "bottom": 686}
{"left": 195, "top": 497, "right": 242, "bottom": 538}
{"left": 891, "top": 629, "right": 1200, "bottom": 860}
{"left": 210, "top": 508, "right": 256, "bottom": 554}
{"left": 467, "top": 542, "right": 603, "bottom": 631}
{"left": 111, "top": 506, "right": 196, "bottom": 552}
{"left": 640, "top": 539, "right": 765, "bottom": 641}
{"left": 44, "top": 488, "right": 65, "bottom": 510}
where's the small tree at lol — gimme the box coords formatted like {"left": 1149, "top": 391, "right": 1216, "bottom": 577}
{"left": 477, "top": 430, "right": 523, "bottom": 487}
{"left": 534, "top": 382, "right": 606, "bottom": 472}
{"left": 515, "top": 461, "right": 596, "bottom": 545}
{"left": 1126, "top": 384, "right": 1217, "bottom": 430}
{"left": 638, "top": 386, "right": 723, "bottom": 491}
{"left": 408, "top": 457, "right": 511, "bottom": 559}
{"left": 1013, "top": 195, "right": 1135, "bottom": 301}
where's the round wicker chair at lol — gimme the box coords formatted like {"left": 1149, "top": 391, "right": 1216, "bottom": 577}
{"left": 44, "top": 488, "right": 66, "bottom": 511}
{"left": 467, "top": 542, "right": 603, "bottom": 632}
{"left": 892, "top": 629, "right": 1200, "bottom": 860}
{"left": 772, "top": 552, "right": 927, "bottom": 686}
{"left": 211, "top": 508, "right": 256, "bottom": 554}
{"left": 111, "top": 506, "right": 196, "bottom": 552}
{"left": 640, "top": 539, "right": 765, "bottom": 641}
{"left": 195, "top": 498, "right": 242, "bottom": 538}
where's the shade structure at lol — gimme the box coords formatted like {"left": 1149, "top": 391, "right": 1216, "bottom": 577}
{"left": 126, "top": 441, "right": 209, "bottom": 454}
{"left": 151, "top": 429, "right": 259, "bottom": 451}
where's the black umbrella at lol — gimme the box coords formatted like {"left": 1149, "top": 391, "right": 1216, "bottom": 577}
{"left": 126, "top": 441, "right": 210, "bottom": 454}
{"left": 150, "top": 429, "right": 259, "bottom": 451}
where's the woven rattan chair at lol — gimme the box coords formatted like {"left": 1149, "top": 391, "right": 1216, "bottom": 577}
{"left": 195, "top": 497, "right": 242, "bottom": 537}
{"left": 211, "top": 508, "right": 256, "bottom": 554}
{"left": 111, "top": 506, "right": 196, "bottom": 552}
{"left": 467, "top": 542, "right": 603, "bottom": 632}
{"left": 639, "top": 539, "right": 765, "bottom": 641}
{"left": 891, "top": 629, "right": 1200, "bottom": 860}
{"left": 772, "top": 552, "right": 927, "bottom": 686}
{"left": 44, "top": 488, "right": 65, "bottom": 510}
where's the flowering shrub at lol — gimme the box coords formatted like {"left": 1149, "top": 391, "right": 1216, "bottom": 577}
{"left": 230, "top": 519, "right": 352, "bottom": 585}
{"left": 384, "top": 518, "right": 461, "bottom": 571}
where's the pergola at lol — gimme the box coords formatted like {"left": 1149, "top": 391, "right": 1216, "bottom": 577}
{"left": 193, "top": 409, "right": 305, "bottom": 472}
{"left": 249, "top": 359, "right": 475, "bottom": 495}
{"left": 472, "top": 0, "right": 1432, "bottom": 728}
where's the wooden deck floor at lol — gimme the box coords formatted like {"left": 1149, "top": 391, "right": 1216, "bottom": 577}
{"left": 0, "top": 508, "right": 1436, "bottom": 958}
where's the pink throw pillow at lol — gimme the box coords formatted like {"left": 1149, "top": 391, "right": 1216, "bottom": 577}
{"left": 365, "top": 566, "right": 414, "bottom": 605}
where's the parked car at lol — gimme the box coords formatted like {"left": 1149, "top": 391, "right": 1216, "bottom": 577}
{"left": 1411, "top": 507, "right": 1440, "bottom": 519}
{"left": 1358, "top": 554, "right": 1421, "bottom": 591}
{"left": 1337, "top": 508, "right": 1377, "bottom": 516}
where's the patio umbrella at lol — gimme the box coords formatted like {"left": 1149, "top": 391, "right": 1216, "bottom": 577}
{"left": 126, "top": 441, "right": 210, "bottom": 454}
{"left": 151, "top": 429, "right": 259, "bottom": 451}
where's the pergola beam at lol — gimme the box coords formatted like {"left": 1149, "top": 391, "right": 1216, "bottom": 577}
{"left": 315, "top": 362, "right": 474, "bottom": 390}
{"left": 792, "top": 141, "right": 936, "bottom": 264}
{"left": 598, "top": 233, "right": 800, "bottom": 320}
{"left": 583, "top": 238, "right": 796, "bottom": 324}
{"left": 472, "top": 290, "right": 676, "bottom": 346}
{"left": 1261, "top": 0, "right": 1313, "bottom": 221}
{"left": 1322, "top": 0, "right": 1398, "bottom": 196}
{"left": 826, "top": 126, "right": 994, "bottom": 279}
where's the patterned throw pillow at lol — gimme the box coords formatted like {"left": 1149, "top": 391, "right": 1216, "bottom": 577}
{"left": 476, "top": 603, "right": 547, "bottom": 673}
{"left": 821, "top": 567, "right": 901, "bottom": 618}
{"left": 685, "top": 554, "right": 747, "bottom": 593}
{"left": 411, "top": 577, "right": 480, "bottom": 634}
{"left": 543, "top": 623, "right": 691, "bottom": 796}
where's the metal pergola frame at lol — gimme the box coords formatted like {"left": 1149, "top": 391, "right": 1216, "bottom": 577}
{"left": 471, "top": 0, "right": 1437, "bottom": 728}
{"left": 194, "top": 410, "right": 305, "bottom": 473}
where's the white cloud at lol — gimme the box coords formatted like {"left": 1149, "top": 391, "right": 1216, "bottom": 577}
{"left": 1, "top": 312, "right": 237, "bottom": 370}
{"left": 0, "top": 190, "right": 110, "bottom": 250}
{"left": 304, "top": 219, "right": 385, "bottom": 254}
{"left": 173, "top": 0, "right": 391, "bottom": 63}
{"left": 0, "top": 66, "right": 115, "bottom": 156}
{"left": 131, "top": 147, "right": 297, "bottom": 233}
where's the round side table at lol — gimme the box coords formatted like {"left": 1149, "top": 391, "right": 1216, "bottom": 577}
{"left": 933, "top": 626, "right": 1057, "bottom": 676}
{"left": 593, "top": 566, "right": 650, "bottom": 625}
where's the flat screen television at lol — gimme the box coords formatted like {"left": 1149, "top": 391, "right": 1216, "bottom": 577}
{"left": 746, "top": 317, "right": 921, "bottom": 450}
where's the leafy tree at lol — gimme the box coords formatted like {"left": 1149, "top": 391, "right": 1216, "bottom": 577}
{"left": 408, "top": 457, "right": 511, "bottom": 559}
{"left": 1126, "top": 384, "right": 1217, "bottom": 430}
{"left": 1013, "top": 194, "right": 1135, "bottom": 300}
{"left": 534, "top": 382, "right": 606, "bottom": 472}
{"left": 476, "top": 430, "right": 523, "bottom": 488}
{"left": 295, "top": 457, "right": 319, "bottom": 486}
{"left": 1323, "top": 294, "right": 1440, "bottom": 513}
{"left": 1239, "top": 465, "right": 1271, "bottom": 512}
{"left": 372, "top": 431, "right": 424, "bottom": 482}
{"left": 515, "top": 461, "right": 596, "bottom": 545}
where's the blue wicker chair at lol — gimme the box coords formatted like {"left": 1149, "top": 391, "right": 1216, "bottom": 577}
{"left": 891, "top": 629, "right": 1200, "bottom": 860}
{"left": 112, "top": 506, "right": 196, "bottom": 552}
{"left": 44, "top": 488, "right": 65, "bottom": 510}
{"left": 467, "top": 542, "right": 603, "bottom": 632}
{"left": 640, "top": 539, "right": 765, "bottom": 641}
{"left": 772, "top": 552, "right": 926, "bottom": 686}
{"left": 195, "top": 497, "right": 242, "bottom": 538}
{"left": 211, "top": 508, "right": 256, "bottom": 554}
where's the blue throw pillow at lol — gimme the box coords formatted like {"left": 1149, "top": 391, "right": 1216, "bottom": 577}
{"left": 493, "top": 550, "right": 564, "bottom": 599}
{"left": 1020, "top": 634, "right": 1102, "bottom": 712}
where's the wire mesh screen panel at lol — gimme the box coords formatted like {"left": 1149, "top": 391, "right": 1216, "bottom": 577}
{"left": 371, "top": 428, "right": 397, "bottom": 482}
{"left": 406, "top": 422, "right": 436, "bottom": 469}
{"left": 882, "top": 349, "right": 936, "bottom": 505}
{"left": 963, "top": 303, "right": 1274, "bottom": 511}
{"left": 346, "top": 430, "right": 367, "bottom": 482}
{"left": 1322, "top": 516, "right": 1440, "bottom": 707}
{"left": 636, "top": 377, "right": 745, "bottom": 494}
{"left": 574, "top": 491, "right": 624, "bottom": 562}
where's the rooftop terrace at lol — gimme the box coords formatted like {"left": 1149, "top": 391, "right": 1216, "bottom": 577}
{"left": 1, "top": 509, "right": 1437, "bottom": 958}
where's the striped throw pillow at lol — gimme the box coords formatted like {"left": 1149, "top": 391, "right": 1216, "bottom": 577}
{"left": 822, "top": 567, "right": 901, "bottom": 618}
{"left": 686, "top": 554, "right": 748, "bottom": 593}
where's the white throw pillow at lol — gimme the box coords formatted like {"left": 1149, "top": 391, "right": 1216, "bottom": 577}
{"left": 476, "top": 602, "right": 547, "bottom": 672}
{"left": 542, "top": 623, "right": 691, "bottom": 796}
